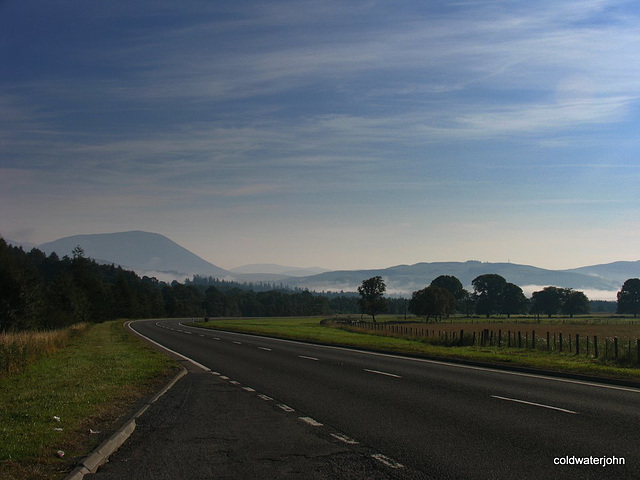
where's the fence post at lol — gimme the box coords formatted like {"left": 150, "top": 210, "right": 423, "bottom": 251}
{"left": 586, "top": 335, "right": 589, "bottom": 357}
{"left": 532, "top": 330, "right": 536, "bottom": 350}
{"left": 575, "top": 334, "right": 579, "bottom": 355}
{"left": 498, "top": 330, "right": 501, "bottom": 347}
{"left": 518, "top": 331, "right": 522, "bottom": 348}
{"left": 614, "top": 337, "right": 619, "bottom": 359}
{"left": 508, "top": 331, "right": 511, "bottom": 348}
{"left": 460, "top": 329, "right": 464, "bottom": 346}
{"left": 594, "top": 335, "right": 598, "bottom": 358}
{"left": 547, "top": 331, "right": 550, "bottom": 351}
{"left": 559, "top": 333, "right": 563, "bottom": 352}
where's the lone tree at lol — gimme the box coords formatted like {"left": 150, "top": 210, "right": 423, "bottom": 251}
{"left": 617, "top": 278, "right": 640, "bottom": 317}
{"left": 408, "top": 285, "right": 456, "bottom": 322}
{"left": 530, "top": 286, "right": 564, "bottom": 318}
{"left": 501, "top": 282, "right": 528, "bottom": 318}
{"left": 562, "top": 290, "right": 590, "bottom": 318}
{"left": 472, "top": 274, "right": 507, "bottom": 318}
{"left": 357, "top": 276, "right": 388, "bottom": 322}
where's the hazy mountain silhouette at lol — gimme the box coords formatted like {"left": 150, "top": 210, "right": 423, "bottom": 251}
{"left": 563, "top": 261, "right": 640, "bottom": 286}
{"left": 32, "top": 231, "right": 638, "bottom": 297}
{"left": 38, "top": 231, "right": 229, "bottom": 279}
{"left": 283, "top": 260, "right": 634, "bottom": 296}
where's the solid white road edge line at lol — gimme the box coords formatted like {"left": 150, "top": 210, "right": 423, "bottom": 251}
{"left": 491, "top": 395, "right": 579, "bottom": 414}
{"left": 127, "top": 322, "right": 210, "bottom": 372}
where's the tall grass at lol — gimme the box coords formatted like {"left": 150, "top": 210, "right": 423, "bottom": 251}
{"left": 0, "top": 324, "right": 88, "bottom": 377}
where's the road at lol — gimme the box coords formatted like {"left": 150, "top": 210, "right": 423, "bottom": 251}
{"left": 102, "top": 319, "right": 640, "bottom": 479}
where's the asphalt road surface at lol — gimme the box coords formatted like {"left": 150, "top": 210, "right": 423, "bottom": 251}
{"left": 90, "top": 319, "right": 640, "bottom": 479}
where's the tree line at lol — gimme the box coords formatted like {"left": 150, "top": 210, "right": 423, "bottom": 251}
{"left": 357, "top": 274, "right": 640, "bottom": 321}
{"left": 0, "top": 239, "right": 407, "bottom": 332}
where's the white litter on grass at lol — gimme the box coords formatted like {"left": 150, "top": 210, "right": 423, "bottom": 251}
{"left": 53, "top": 416, "right": 61, "bottom": 422}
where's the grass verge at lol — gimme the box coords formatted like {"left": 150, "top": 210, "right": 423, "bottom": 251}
{"left": 196, "top": 317, "right": 640, "bottom": 383}
{"left": 0, "top": 320, "right": 178, "bottom": 480}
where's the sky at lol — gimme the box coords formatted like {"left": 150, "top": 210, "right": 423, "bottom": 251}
{"left": 1, "top": 0, "right": 639, "bottom": 271}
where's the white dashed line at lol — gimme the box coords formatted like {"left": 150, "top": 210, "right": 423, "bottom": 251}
{"left": 229, "top": 380, "right": 240, "bottom": 385}
{"left": 211, "top": 372, "right": 221, "bottom": 376}
{"left": 330, "top": 433, "right": 359, "bottom": 445}
{"left": 242, "top": 387, "right": 256, "bottom": 392}
{"left": 372, "top": 454, "right": 404, "bottom": 469}
{"left": 364, "top": 369, "right": 402, "bottom": 379}
{"left": 220, "top": 376, "right": 229, "bottom": 380}
{"left": 277, "top": 404, "right": 295, "bottom": 413}
{"left": 258, "top": 347, "right": 272, "bottom": 352}
{"left": 258, "top": 394, "right": 273, "bottom": 401}
{"left": 298, "top": 355, "right": 319, "bottom": 361}
{"left": 491, "top": 395, "right": 579, "bottom": 414}
{"left": 299, "top": 417, "right": 323, "bottom": 427}
{"left": 233, "top": 341, "right": 242, "bottom": 345}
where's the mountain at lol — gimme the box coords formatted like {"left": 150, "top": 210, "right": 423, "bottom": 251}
{"left": 38, "top": 231, "right": 229, "bottom": 279}
{"left": 283, "top": 260, "right": 632, "bottom": 297}
{"left": 230, "top": 264, "right": 330, "bottom": 277}
{"left": 563, "top": 261, "right": 640, "bottom": 286}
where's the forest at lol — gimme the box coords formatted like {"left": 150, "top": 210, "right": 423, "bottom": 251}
{"left": 0, "top": 239, "right": 407, "bottom": 332}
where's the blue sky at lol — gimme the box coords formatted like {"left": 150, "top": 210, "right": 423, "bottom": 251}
{"left": 1, "top": 0, "right": 639, "bottom": 271}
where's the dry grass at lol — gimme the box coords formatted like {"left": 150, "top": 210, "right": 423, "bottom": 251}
{"left": 0, "top": 324, "right": 88, "bottom": 377}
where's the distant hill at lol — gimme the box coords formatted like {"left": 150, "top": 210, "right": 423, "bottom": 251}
{"left": 283, "top": 260, "right": 633, "bottom": 297}
{"left": 38, "top": 231, "right": 229, "bottom": 280}
{"left": 30, "top": 231, "right": 639, "bottom": 299}
{"left": 230, "top": 264, "right": 330, "bottom": 277}
{"left": 563, "top": 261, "right": 640, "bottom": 286}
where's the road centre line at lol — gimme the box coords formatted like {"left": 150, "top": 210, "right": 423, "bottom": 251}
{"left": 192, "top": 328, "right": 640, "bottom": 394}
{"left": 330, "top": 433, "right": 359, "bottom": 445}
{"left": 364, "top": 368, "right": 402, "bottom": 379}
{"left": 299, "top": 417, "right": 323, "bottom": 427}
{"left": 233, "top": 341, "right": 242, "bottom": 345}
{"left": 277, "top": 404, "right": 295, "bottom": 413}
{"left": 242, "top": 387, "right": 256, "bottom": 392}
{"left": 298, "top": 355, "right": 319, "bottom": 361}
{"left": 258, "top": 394, "right": 273, "bottom": 401}
{"left": 258, "top": 347, "right": 272, "bottom": 351}
{"left": 491, "top": 395, "right": 579, "bottom": 414}
{"left": 372, "top": 454, "right": 404, "bottom": 469}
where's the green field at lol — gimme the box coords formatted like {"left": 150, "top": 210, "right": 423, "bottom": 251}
{"left": 0, "top": 320, "right": 178, "bottom": 480}
{"left": 196, "top": 315, "right": 640, "bottom": 382}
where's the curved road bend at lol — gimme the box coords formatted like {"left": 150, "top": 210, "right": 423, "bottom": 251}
{"left": 96, "top": 319, "right": 639, "bottom": 479}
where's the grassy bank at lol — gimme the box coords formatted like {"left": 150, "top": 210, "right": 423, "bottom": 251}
{"left": 0, "top": 320, "right": 178, "bottom": 480}
{"left": 196, "top": 316, "right": 640, "bottom": 382}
